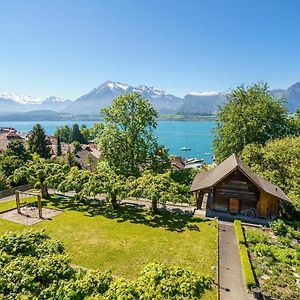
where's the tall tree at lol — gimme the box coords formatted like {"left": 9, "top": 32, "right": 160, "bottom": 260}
{"left": 241, "top": 137, "right": 300, "bottom": 217}
{"left": 4, "top": 140, "right": 30, "bottom": 161}
{"left": 28, "top": 124, "right": 51, "bottom": 159}
{"left": 98, "top": 92, "right": 170, "bottom": 177}
{"left": 54, "top": 125, "right": 72, "bottom": 143}
{"left": 56, "top": 135, "right": 62, "bottom": 156}
{"left": 71, "top": 123, "right": 86, "bottom": 144}
{"left": 213, "top": 82, "right": 288, "bottom": 161}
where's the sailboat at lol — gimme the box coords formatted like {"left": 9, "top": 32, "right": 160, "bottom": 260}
{"left": 180, "top": 134, "right": 191, "bottom": 151}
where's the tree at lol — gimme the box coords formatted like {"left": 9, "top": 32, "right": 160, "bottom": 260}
{"left": 54, "top": 125, "right": 72, "bottom": 143}
{"left": 12, "top": 159, "right": 68, "bottom": 198}
{"left": 130, "top": 171, "right": 186, "bottom": 212}
{"left": 4, "top": 140, "right": 30, "bottom": 161}
{"left": 58, "top": 167, "right": 91, "bottom": 199}
{"left": 28, "top": 124, "right": 51, "bottom": 159}
{"left": 72, "top": 140, "right": 82, "bottom": 152}
{"left": 71, "top": 123, "right": 86, "bottom": 144}
{"left": 82, "top": 162, "right": 128, "bottom": 209}
{"left": 56, "top": 135, "right": 62, "bottom": 156}
{"left": 98, "top": 92, "right": 170, "bottom": 177}
{"left": 0, "top": 171, "right": 8, "bottom": 191}
{"left": 0, "top": 154, "right": 25, "bottom": 178}
{"left": 214, "top": 82, "right": 289, "bottom": 161}
{"left": 241, "top": 137, "right": 300, "bottom": 217}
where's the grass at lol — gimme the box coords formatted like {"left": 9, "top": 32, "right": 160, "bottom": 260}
{"left": 0, "top": 196, "right": 218, "bottom": 300}
{"left": 234, "top": 220, "right": 256, "bottom": 289}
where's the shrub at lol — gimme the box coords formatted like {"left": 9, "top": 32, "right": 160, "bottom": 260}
{"left": 135, "top": 262, "right": 213, "bottom": 299}
{"left": 270, "top": 219, "right": 289, "bottom": 236}
{"left": 0, "top": 231, "right": 214, "bottom": 300}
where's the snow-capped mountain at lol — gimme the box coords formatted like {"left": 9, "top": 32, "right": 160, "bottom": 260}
{"left": 1, "top": 81, "right": 300, "bottom": 116}
{"left": 66, "top": 81, "right": 184, "bottom": 114}
{"left": 0, "top": 93, "right": 71, "bottom": 113}
{"left": 0, "top": 92, "right": 44, "bottom": 105}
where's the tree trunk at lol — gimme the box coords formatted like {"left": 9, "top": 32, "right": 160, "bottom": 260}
{"left": 41, "top": 183, "right": 49, "bottom": 199}
{"left": 151, "top": 199, "right": 158, "bottom": 213}
{"left": 111, "top": 196, "right": 118, "bottom": 209}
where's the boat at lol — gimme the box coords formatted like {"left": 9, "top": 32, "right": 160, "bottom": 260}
{"left": 180, "top": 146, "right": 191, "bottom": 151}
{"left": 204, "top": 152, "right": 210, "bottom": 155}
{"left": 186, "top": 158, "right": 204, "bottom": 164}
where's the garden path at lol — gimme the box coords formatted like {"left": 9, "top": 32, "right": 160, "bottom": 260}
{"left": 218, "top": 221, "right": 254, "bottom": 300}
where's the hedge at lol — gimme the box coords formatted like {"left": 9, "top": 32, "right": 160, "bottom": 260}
{"left": 234, "top": 220, "right": 245, "bottom": 244}
{"left": 233, "top": 220, "right": 256, "bottom": 289}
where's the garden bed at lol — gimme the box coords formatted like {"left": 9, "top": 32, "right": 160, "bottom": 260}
{"left": 244, "top": 220, "right": 300, "bottom": 299}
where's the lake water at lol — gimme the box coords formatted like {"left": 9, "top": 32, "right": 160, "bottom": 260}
{"left": 0, "top": 120, "right": 215, "bottom": 162}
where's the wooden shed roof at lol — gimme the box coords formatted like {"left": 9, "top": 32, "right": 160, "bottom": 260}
{"left": 190, "top": 154, "right": 290, "bottom": 202}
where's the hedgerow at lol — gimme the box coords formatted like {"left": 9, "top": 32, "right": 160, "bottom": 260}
{"left": 233, "top": 220, "right": 256, "bottom": 289}
{"left": 0, "top": 230, "right": 213, "bottom": 299}
{"left": 234, "top": 220, "right": 245, "bottom": 244}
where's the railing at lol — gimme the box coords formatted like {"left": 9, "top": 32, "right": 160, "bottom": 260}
{"left": 0, "top": 183, "right": 34, "bottom": 199}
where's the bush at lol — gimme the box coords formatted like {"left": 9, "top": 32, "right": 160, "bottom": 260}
{"left": 270, "top": 219, "right": 289, "bottom": 236}
{"left": 0, "top": 231, "right": 214, "bottom": 300}
{"left": 234, "top": 220, "right": 256, "bottom": 289}
{"left": 135, "top": 262, "right": 213, "bottom": 299}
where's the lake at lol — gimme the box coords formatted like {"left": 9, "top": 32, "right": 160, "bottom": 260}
{"left": 0, "top": 121, "right": 215, "bottom": 162}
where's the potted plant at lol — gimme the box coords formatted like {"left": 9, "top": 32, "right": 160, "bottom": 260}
{"left": 251, "top": 285, "right": 262, "bottom": 299}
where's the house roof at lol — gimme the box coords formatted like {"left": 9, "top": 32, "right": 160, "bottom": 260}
{"left": 190, "top": 153, "right": 290, "bottom": 202}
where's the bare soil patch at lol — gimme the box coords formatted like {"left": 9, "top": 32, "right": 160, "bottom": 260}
{"left": 0, "top": 206, "right": 62, "bottom": 225}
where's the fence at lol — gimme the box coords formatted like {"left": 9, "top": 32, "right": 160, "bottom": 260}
{"left": 0, "top": 183, "right": 34, "bottom": 199}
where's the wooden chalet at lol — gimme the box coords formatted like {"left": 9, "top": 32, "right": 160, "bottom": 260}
{"left": 191, "top": 154, "right": 290, "bottom": 219}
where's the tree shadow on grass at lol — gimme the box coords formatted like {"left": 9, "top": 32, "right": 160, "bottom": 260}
{"left": 47, "top": 196, "right": 213, "bottom": 232}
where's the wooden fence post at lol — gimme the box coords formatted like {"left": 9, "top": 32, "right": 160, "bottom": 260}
{"left": 16, "top": 191, "right": 21, "bottom": 214}
{"left": 37, "top": 195, "right": 42, "bottom": 218}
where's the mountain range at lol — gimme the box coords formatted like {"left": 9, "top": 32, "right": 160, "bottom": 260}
{"left": 0, "top": 81, "right": 300, "bottom": 116}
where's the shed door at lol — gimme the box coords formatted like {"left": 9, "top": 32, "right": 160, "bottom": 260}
{"left": 229, "top": 198, "right": 240, "bottom": 214}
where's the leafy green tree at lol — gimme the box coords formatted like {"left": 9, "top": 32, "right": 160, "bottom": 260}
{"left": 0, "top": 171, "right": 8, "bottom": 191}
{"left": 214, "top": 82, "right": 289, "bottom": 161}
{"left": 54, "top": 125, "right": 72, "bottom": 143}
{"left": 0, "top": 154, "right": 25, "bottom": 178}
{"left": 4, "top": 140, "right": 30, "bottom": 161}
{"left": 241, "top": 137, "right": 300, "bottom": 217}
{"left": 71, "top": 123, "right": 86, "bottom": 144}
{"left": 82, "top": 162, "right": 128, "bottom": 209}
{"left": 56, "top": 135, "right": 62, "bottom": 156}
{"left": 72, "top": 140, "right": 82, "bottom": 152}
{"left": 28, "top": 124, "right": 51, "bottom": 159}
{"left": 12, "top": 159, "right": 68, "bottom": 198}
{"left": 288, "top": 108, "right": 300, "bottom": 136}
{"left": 131, "top": 171, "right": 186, "bottom": 212}
{"left": 98, "top": 92, "right": 170, "bottom": 177}
{"left": 58, "top": 167, "right": 91, "bottom": 200}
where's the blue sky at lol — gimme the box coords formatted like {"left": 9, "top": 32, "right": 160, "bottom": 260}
{"left": 0, "top": 0, "right": 300, "bottom": 99}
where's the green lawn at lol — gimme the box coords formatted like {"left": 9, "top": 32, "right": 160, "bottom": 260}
{"left": 0, "top": 197, "right": 218, "bottom": 300}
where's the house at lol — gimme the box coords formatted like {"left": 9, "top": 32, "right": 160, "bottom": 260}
{"left": 191, "top": 153, "right": 290, "bottom": 220}
{"left": 0, "top": 127, "right": 23, "bottom": 153}
{"left": 171, "top": 156, "right": 186, "bottom": 171}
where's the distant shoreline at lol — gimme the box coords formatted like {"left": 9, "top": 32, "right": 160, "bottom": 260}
{"left": 0, "top": 111, "right": 216, "bottom": 122}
